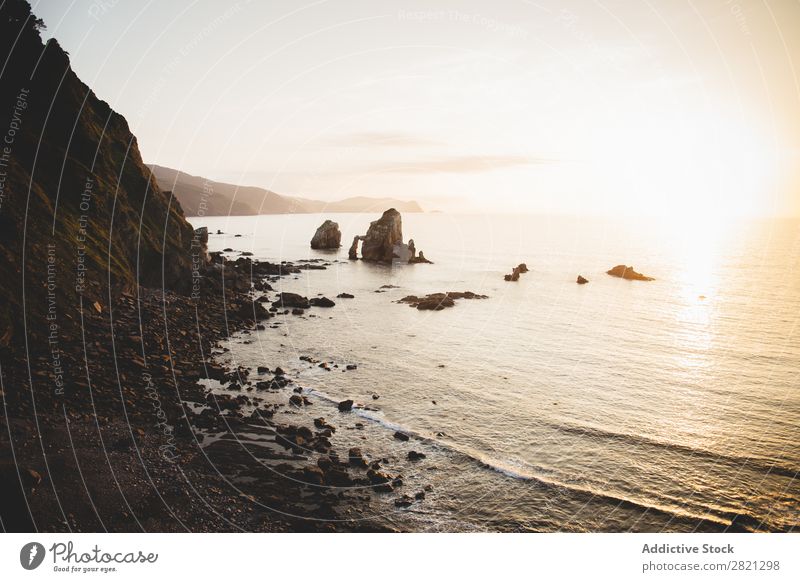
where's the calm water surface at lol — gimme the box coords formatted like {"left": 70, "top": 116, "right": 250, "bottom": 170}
{"left": 189, "top": 212, "right": 800, "bottom": 532}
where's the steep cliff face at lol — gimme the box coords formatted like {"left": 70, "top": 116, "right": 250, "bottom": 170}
{"left": 0, "top": 1, "right": 197, "bottom": 344}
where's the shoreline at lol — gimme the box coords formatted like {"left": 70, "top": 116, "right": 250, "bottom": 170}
{"left": 0, "top": 253, "right": 410, "bottom": 532}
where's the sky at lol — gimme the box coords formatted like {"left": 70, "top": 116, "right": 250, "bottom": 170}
{"left": 31, "top": 0, "right": 800, "bottom": 216}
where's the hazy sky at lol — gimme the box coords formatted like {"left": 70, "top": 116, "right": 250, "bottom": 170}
{"left": 33, "top": 0, "right": 800, "bottom": 216}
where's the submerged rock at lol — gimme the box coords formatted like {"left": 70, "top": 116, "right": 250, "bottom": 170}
{"left": 606, "top": 265, "right": 654, "bottom": 281}
{"left": 310, "top": 219, "right": 342, "bottom": 250}
{"left": 397, "top": 291, "right": 488, "bottom": 310}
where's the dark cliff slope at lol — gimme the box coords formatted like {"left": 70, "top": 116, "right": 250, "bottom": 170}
{"left": 0, "top": 1, "right": 196, "bottom": 345}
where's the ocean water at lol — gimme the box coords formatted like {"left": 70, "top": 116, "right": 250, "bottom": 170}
{"left": 188, "top": 212, "right": 800, "bottom": 532}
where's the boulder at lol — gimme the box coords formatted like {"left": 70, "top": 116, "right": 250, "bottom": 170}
{"left": 302, "top": 466, "right": 325, "bottom": 486}
{"left": 577, "top": 275, "right": 589, "bottom": 284}
{"left": 606, "top": 265, "right": 654, "bottom": 281}
{"left": 272, "top": 292, "right": 310, "bottom": 309}
{"left": 309, "top": 297, "right": 335, "bottom": 308}
{"left": 348, "top": 447, "right": 368, "bottom": 468}
{"left": 338, "top": 399, "right": 354, "bottom": 412}
{"left": 310, "top": 220, "right": 342, "bottom": 250}
{"left": 361, "top": 208, "right": 403, "bottom": 263}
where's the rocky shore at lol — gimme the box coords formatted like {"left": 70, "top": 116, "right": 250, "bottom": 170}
{"left": 0, "top": 252, "right": 414, "bottom": 532}
{"left": 0, "top": 2, "right": 426, "bottom": 532}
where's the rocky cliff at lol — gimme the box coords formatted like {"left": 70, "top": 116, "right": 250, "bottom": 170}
{"left": 0, "top": 0, "right": 197, "bottom": 344}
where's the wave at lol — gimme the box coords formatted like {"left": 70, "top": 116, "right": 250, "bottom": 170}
{"left": 303, "top": 386, "right": 758, "bottom": 530}
{"left": 547, "top": 421, "right": 800, "bottom": 480}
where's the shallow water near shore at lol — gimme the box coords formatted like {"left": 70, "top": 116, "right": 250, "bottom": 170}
{"left": 188, "top": 212, "right": 800, "bottom": 532}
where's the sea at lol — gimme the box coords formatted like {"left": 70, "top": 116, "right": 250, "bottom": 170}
{"left": 188, "top": 212, "right": 800, "bottom": 532}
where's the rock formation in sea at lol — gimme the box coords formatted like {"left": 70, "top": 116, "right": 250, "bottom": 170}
{"left": 347, "top": 208, "right": 432, "bottom": 264}
{"left": 397, "top": 291, "right": 488, "bottom": 310}
{"left": 0, "top": 1, "right": 417, "bottom": 533}
{"left": 348, "top": 235, "right": 364, "bottom": 260}
{"left": 606, "top": 265, "right": 655, "bottom": 281}
{"left": 310, "top": 219, "right": 342, "bottom": 249}
{"left": 504, "top": 263, "right": 529, "bottom": 281}
{"left": 360, "top": 208, "right": 403, "bottom": 262}
{"left": 577, "top": 275, "right": 589, "bottom": 284}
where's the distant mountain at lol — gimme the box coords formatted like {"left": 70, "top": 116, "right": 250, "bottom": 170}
{"left": 299, "top": 196, "right": 425, "bottom": 214}
{"left": 148, "top": 164, "right": 423, "bottom": 216}
{"left": 148, "top": 164, "right": 300, "bottom": 215}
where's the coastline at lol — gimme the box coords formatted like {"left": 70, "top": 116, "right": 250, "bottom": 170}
{"left": 0, "top": 253, "right": 406, "bottom": 532}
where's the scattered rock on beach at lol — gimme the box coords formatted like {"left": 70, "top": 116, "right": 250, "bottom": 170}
{"left": 337, "top": 292, "right": 354, "bottom": 299}
{"left": 348, "top": 447, "right": 368, "bottom": 468}
{"left": 407, "top": 450, "right": 426, "bottom": 461}
{"left": 338, "top": 399, "right": 354, "bottom": 412}
{"left": 393, "top": 431, "right": 410, "bottom": 442}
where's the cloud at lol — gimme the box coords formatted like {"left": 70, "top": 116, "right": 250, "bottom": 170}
{"left": 327, "top": 131, "right": 444, "bottom": 147}
{"left": 373, "top": 154, "right": 554, "bottom": 174}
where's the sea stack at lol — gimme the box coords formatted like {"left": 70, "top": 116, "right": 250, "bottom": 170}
{"left": 348, "top": 208, "right": 431, "bottom": 263}
{"left": 310, "top": 219, "right": 342, "bottom": 249}
{"left": 360, "top": 208, "right": 404, "bottom": 263}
